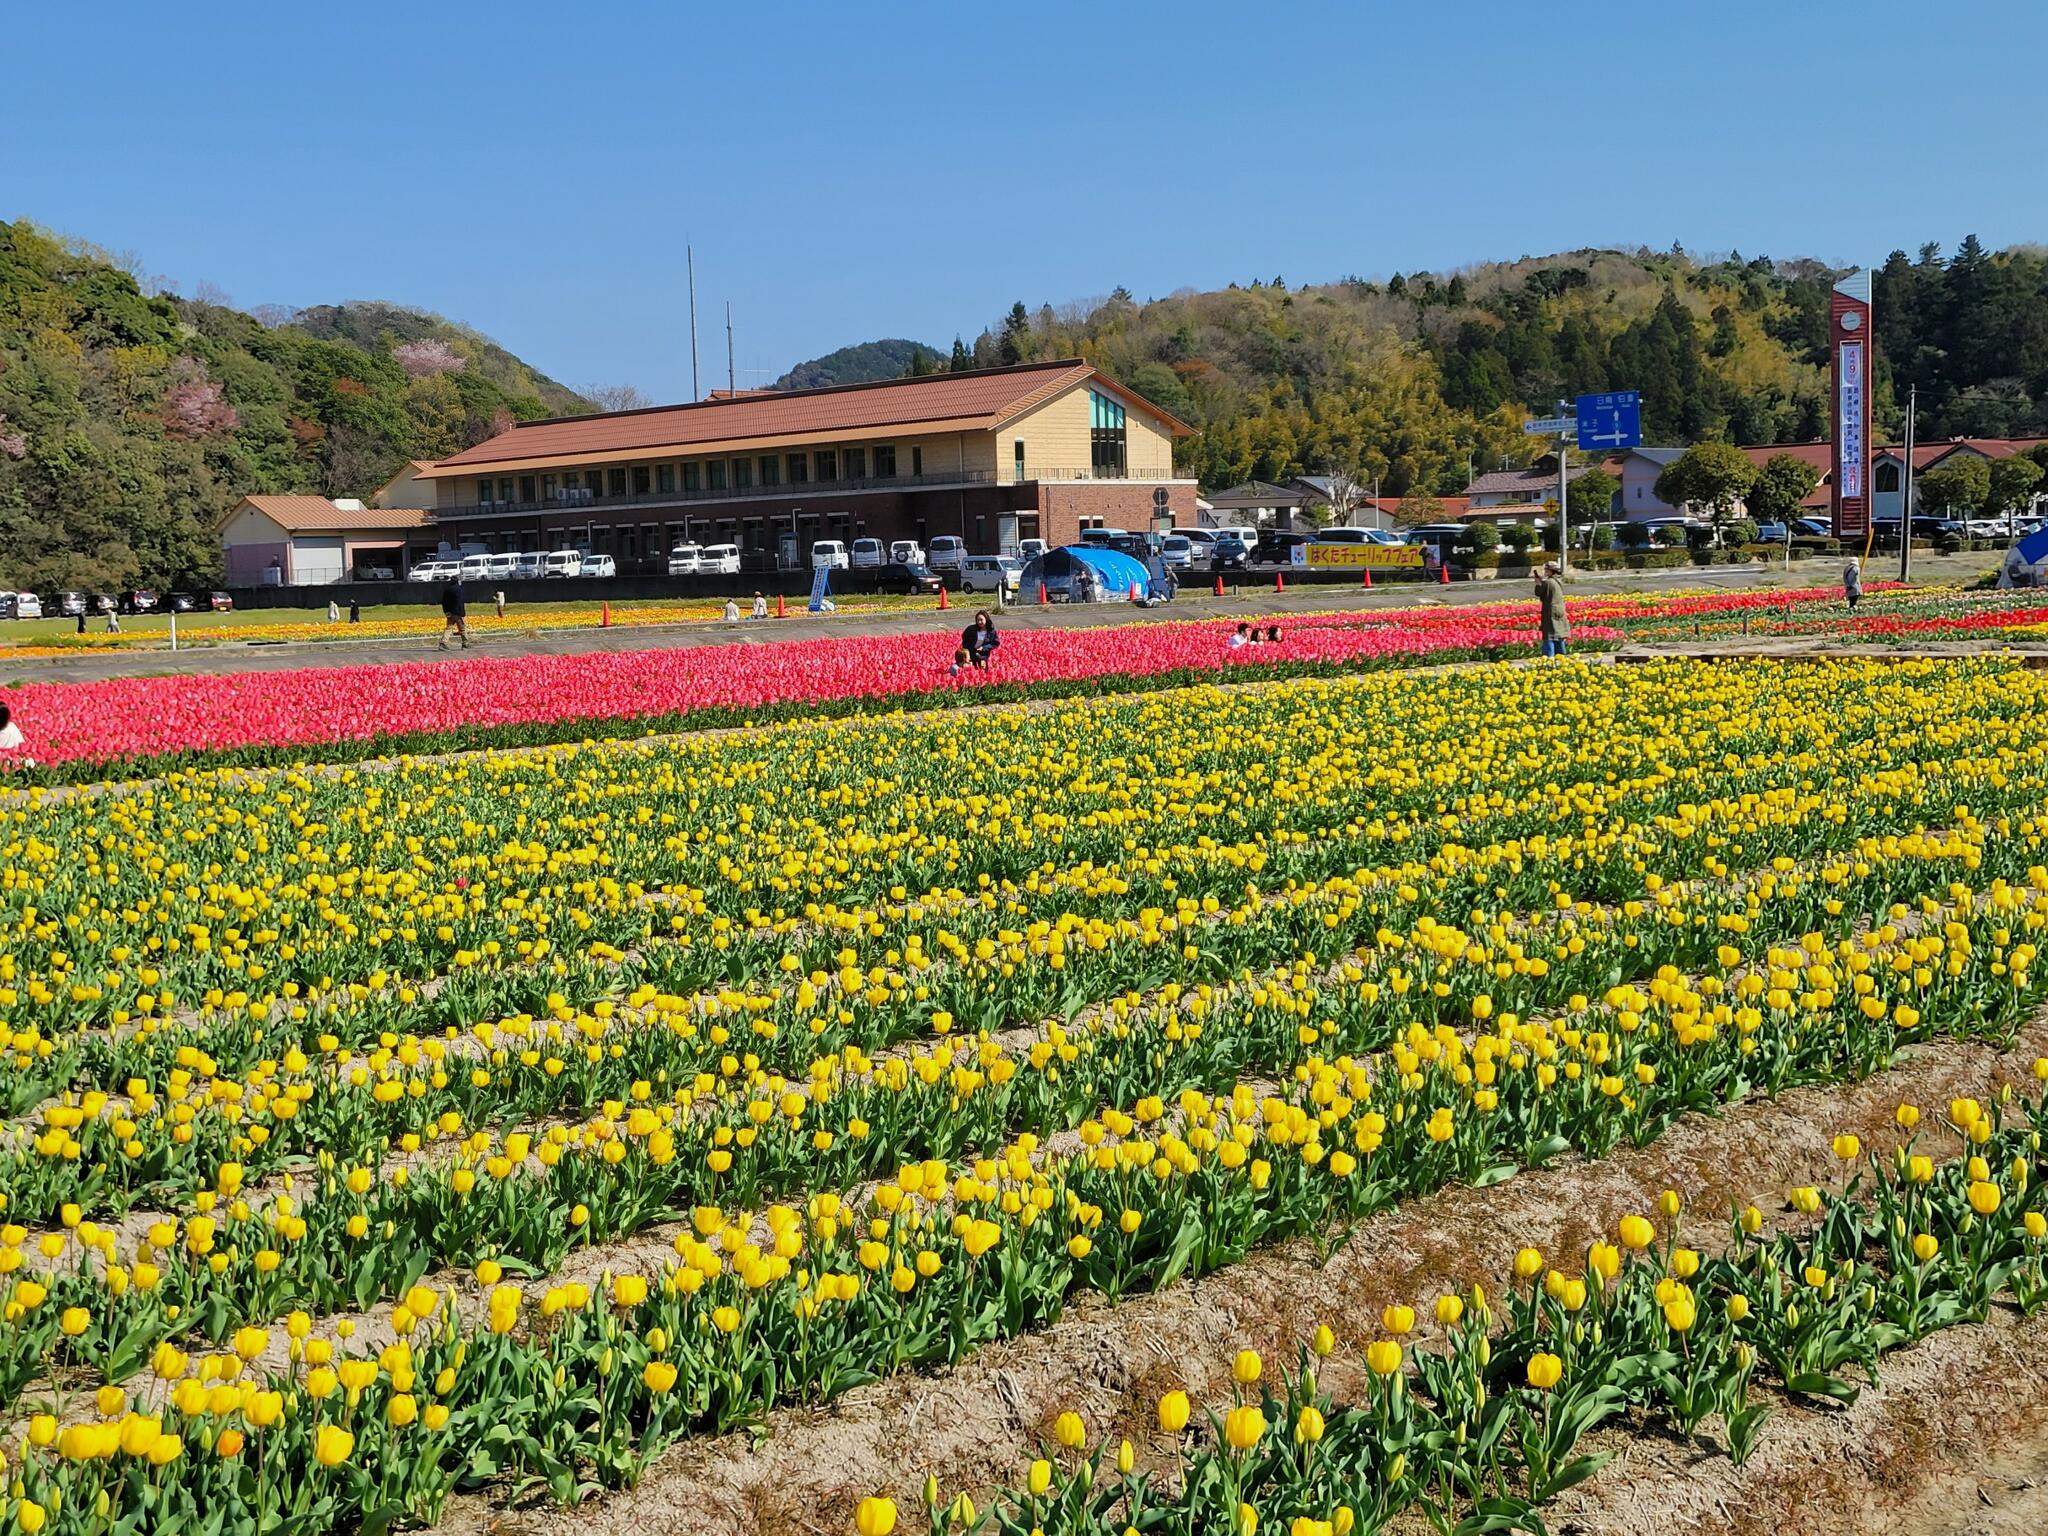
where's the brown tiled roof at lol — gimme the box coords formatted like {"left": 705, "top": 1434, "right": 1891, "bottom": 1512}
{"left": 422, "top": 360, "right": 1190, "bottom": 476}
{"left": 227, "top": 496, "right": 432, "bottom": 534}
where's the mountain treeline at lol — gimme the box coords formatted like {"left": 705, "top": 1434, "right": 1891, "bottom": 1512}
{"left": 884, "top": 240, "right": 2048, "bottom": 498}
{"left": 0, "top": 220, "right": 586, "bottom": 591}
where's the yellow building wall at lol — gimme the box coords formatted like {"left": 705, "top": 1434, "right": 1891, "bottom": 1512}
{"left": 372, "top": 464, "right": 438, "bottom": 509}
{"left": 1003, "top": 383, "right": 1178, "bottom": 481}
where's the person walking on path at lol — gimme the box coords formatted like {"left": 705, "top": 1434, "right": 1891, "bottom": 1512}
{"left": 1842, "top": 555, "right": 1863, "bottom": 611}
{"left": 438, "top": 579, "right": 469, "bottom": 650}
{"left": 960, "top": 610, "right": 1000, "bottom": 670}
{"left": 1534, "top": 561, "right": 1571, "bottom": 658}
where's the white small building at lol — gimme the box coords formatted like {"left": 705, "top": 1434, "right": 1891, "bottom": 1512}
{"left": 218, "top": 495, "right": 432, "bottom": 585}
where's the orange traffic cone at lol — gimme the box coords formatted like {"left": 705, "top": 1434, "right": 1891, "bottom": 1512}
{"left": 938, "top": 584, "right": 949, "bottom": 611}
{"left": 1213, "top": 574, "right": 1224, "bottom": 597}
{"left": 601, "top": 601, "right": 611, "bottom": 628}
{"left": 1038, "top": 581, "right": 1048, "bottom": 605}
{"left": 1275, "top": 571, "right": 1286, "bottom": 593}
{"left": 1361, "top": 567, "right": 1373, "bottom": 589}
{"left": 1438, "top": 562, "right": 1450, "bottom": 586}
{"left": 1129, "top": 580, "right": 1142, "bottom": 603}
{"left": 776, "top": 592, "right": 786, "bottom": 617}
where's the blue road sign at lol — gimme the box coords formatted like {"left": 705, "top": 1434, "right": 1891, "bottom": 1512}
{"left": 1576, "top": 391, "right": 1641, "bottom": 451}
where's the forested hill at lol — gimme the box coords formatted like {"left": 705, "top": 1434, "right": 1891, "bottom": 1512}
{"left": 849, "top": 240, "right": 2048, "bottom": 499}
{"left": 772, "top": 338, "right": 940, "bottom": 390}
{"left": 0, "top": 220, "right": 587, "bottom": 591}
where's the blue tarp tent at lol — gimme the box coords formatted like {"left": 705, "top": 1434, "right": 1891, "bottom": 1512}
{"left": 1020, "top": 545, "right": 1161, "bottom": 602}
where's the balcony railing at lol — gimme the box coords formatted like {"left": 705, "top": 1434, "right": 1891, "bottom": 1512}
{"left": 437, "top": 469, "right": 1000, "bottom": 520}
{"left": 434, "top": 467, "right": 1193, "bottom": 520}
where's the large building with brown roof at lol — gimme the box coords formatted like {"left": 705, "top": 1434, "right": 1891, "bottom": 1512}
{"left": 217, "top": 496, "right": 432, "bottom": 585}
{"left": 412, "top": 360, "right": 1196, "bottom": 568}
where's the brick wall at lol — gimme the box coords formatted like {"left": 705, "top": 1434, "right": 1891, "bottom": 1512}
{"left": 1036, "top": 482, "right": 1200, "bottom": 546}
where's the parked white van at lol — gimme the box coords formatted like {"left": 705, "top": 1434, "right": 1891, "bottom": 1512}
{"left": 889, "top": 540, "right": 925, "bottom": 566}
{"left": 926, "top": 535, "right": 967, "bottom": 573}
{"left": 961, "top": 555, "right": 1022, "bottom": 594}
{"left": 543, "top": 550, "right": 584, "bottom": 578}
{"left": 668, "top": 544, "right": 702, "bottom": 575}
{"left": 458, "top": 552, "right": 493, "bottom": 580}
{"left": 1016, "top": 537, "right": 1048, "bottom": 564}
{"left": 699, "top": 543, "right": 741, "bottom": 574}
{"left": 486, "top": 551, "right": 519, "bottom": 579}
{"left": 511, "top": 552, "right": 544, "bottom": 579}
{"left": 849, "top": 537, "right": 885, "bottom": 569}
{"left": 811, "top": 540, "right": 850, "bottom": 570}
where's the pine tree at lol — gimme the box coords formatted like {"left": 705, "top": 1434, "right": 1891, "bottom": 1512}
{"left": 948, "top": 336, "right": 972, "bottom": 371}
{"left": 998, "top": 303, "right": 1030, "bottom": 366}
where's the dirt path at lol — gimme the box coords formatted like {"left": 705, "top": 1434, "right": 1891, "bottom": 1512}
{"left": 436, "top": 1013, "right": 2048, "bottom": 1536}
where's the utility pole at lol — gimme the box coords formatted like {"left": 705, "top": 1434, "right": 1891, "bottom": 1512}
{"left": 687, "top": 246, "right": 701, "bottom": 403}
{"left": 1898, "top": 384, "right": 1916, "bottom": 584}
{"left": 1556, "top": 397, "right": 1571, "bottom": 574}
{"left": 726, "top": 302, "right": 735, "bottom": 396}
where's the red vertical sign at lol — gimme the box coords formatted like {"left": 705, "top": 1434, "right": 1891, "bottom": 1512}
{"left": 1831, "top": 270, "right": 1873, "bottom": 541}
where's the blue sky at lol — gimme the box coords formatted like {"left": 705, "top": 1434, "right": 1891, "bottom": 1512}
{"left": 6, "top": 0, "right": 2041, "bottom": 403}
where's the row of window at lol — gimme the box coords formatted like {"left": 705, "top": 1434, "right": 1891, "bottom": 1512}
{"left": 475, "top": 443, "right": 918, "bottom": 506}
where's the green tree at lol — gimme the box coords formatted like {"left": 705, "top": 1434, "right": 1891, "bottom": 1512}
{"left": 1565, "top": 467, "right": 1617, "bottom": 523}
{"left": 1916, "top": 455, "right": 1992, "bottom": 520}
{"left": 1985, "top": 455, "right": 2044, "bottom": 538}
{"left": 1652, "top": 441, "right": 1758, "bottom": 527}
{"left": 948, "top": 336, "right": 972, "bottom": 371}
{"left": 1746, "top": 452, "right": 1822, "bottom": 526}
{"left": 998, "top": 303, "right": 1031, "bottom": 366}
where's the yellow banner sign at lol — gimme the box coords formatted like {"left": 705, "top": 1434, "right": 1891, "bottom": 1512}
{"left": 1302, "top": 542, "right": 1426, "bottom": 569}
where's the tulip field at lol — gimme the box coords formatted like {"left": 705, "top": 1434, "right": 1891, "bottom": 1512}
{"left": 3, "top": 635, "right": 2048, "bottom": 1535}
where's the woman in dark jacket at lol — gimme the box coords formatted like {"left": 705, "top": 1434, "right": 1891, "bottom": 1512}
{"left": 960, "top": 610, "right": 1000, "bottom": 669}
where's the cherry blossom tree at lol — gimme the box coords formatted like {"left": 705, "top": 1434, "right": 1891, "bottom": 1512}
{"left": 394, "top": 338, "right": 468, "bottom": 377}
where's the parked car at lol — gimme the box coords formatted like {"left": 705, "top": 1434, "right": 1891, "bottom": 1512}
{"left": 961, "top": 555, "right": 1023, "bottom": 594}
{"left": 1406, "top": 523, "right": 1489, "bottom": 555}
{"left": 580, "top": 553, "right": 617, "bottom": 578}
{"left": 1159, "top": 534, "right": 1194, "bottom": 569}
{"left": 209, "top": 590, "right": 234, "bottom": 612}
{"left": 926, "top": 535, "right": 967, "bottom": 574}
{"left": 1314, "top": 527, "right": 1370, "bottom": 544}
{"left": 121, "top": 589, "right": 159, "bottom": 614}
{"left": 699, "top": 544, "right": 741, "bottom": 574}
{"left": 1179, "top": 529, "right": 1217, "bottom": 561}
{"left": 511, "top": 552, "right": 545, "bottom": 579}
{"left": 1755, "top": 523, "right": 1790, "bottom": 544}
{"left": 668, "top": 543, "right": 702, "bottom": 575}
{"left": 1077, "top": 527, "right": 1133, "bottom": 547}
{"left": 889, "top": 540, "right": 925, "bottom": 566}
{"left": 1016, "top": 537, "right": 1049, "bottom": 565}
{"left": 54, "top": 591, "right": 88, "bottom": 617}
{"left": 485, "top": 552, "right": 519, "bottom": 579}
{"left": 457, "top": 553, "right": 493, "bottom": 581}
{"left": 873, "top": 562, "right": 944, "bottom": 595}
{"left": 1209, "top": 533, "right": 1251, "bottom": 569}
{"left": 408, "top": 561, "right": 448, "bottom": 583}
{"left": 354, "top": 563, "right": 399, "bottom": 581}
{"left": 91, "top": 593, "right": 117, "bottom": 615}
{"left": 166, "top": 591, "right": 202, "bottom": 613}
{"left": 542, "top": 550, "right": 584, "bottom": 578}
{"left": 849, "top": 537, "right": 885, "bottom": 569}
{"left": 810, "top": 540, "right": 850, "bottom": 570}
{"left": 1251, "top": 531, "right": 1308, "bottom": 565}
{"left": 0, "top": 593, "right": 38, "bottom": 620}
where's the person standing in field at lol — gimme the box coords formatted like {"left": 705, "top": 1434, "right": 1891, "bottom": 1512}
{"left": 1534, "top": 561, "right": 1570, "bottom": 658}
{"left": 438, "top": 578, "right": 469, "bottom": 650}
{"left": 1842, "top": 555, "right": 1863, "bottom": 611}
{"left": 751, "top": 592, "right": 768, "bottom": 620}
{"left": 494, "top": 589, "right": 507, "bottom": 619}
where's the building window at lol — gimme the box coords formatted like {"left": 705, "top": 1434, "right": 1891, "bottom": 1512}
{"left": 874, "top": 444, "right": 897, "bottom": 478}
{"left": 815, "top": 449, "right": 838, "bottom": 482}
{"left": 541, "top": 473, "right": 558, "bottom": 502}
{"left": 1875, "top": 462, "right": 1900, "bottom": 493}
{"left": 683, "top": 463, "right": 701, "bottom": 493}
{"left": 656, "top": 464, "right": 675, "bottom": 494}
{"left": 706, "top": 460, "right": 726, "bottom": 491}
{"left": 911, "top": 446, "right": 922, "bottom": 478}
{"left": 584, "top": 470, "right": 602, "bottom": 495}
{"left": 499, "top": 477, "right": 516, "bottom": 504}
{"left": 846, "top": 447, "right": 867, "bottom": 479}
{"left": 477, "top": 477, "right": 496, "bottom": 505}
{"left": 732, "top": 458, "right": 752, "bottom": 489}
{"left": 632, "top": 466, "right": 651, "bottom": 496}
{"left": 519, "top": 474, "right": 537, "bottom": 502}
{"left": 787, "top": 453, "right": 809, "bottom": 484}
{"left": 1014, "top": 439, "right": 1026, "bottom": 482}
{"left": 608, "top": 467, "right": 627, "bottom": 497}
{"left": 1089, "top": 390, "right": 1127, "bottom": 478}
{"left": 759, "top": 455, "right": 780, "bottom": 486}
